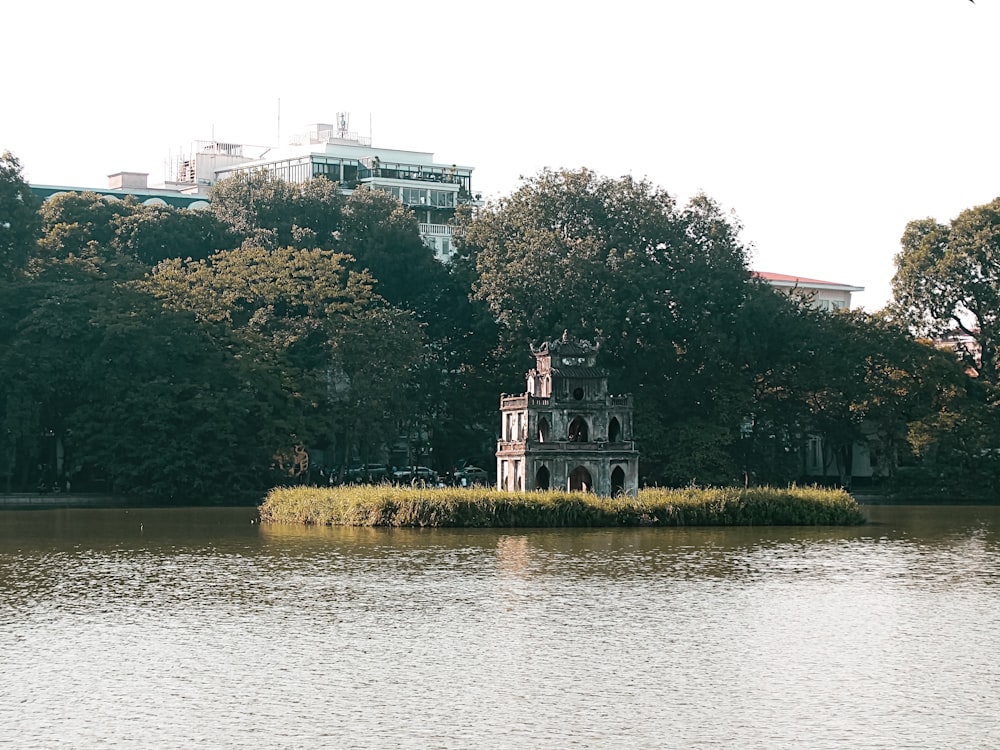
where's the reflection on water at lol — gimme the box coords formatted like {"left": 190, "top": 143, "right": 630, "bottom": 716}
{"left": 1, "top": 505, "right": 999, "bottom": 749}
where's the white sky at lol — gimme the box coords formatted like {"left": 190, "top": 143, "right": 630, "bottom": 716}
{"left": 5, "top": 0, "right": 998, "bottom": 310}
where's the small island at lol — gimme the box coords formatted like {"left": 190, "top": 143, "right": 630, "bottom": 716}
{"left": 258, "top": 485, "right": 866, "bottom": 527}
{"left": 260, "top": 332, "right": 865, "bottom": 528}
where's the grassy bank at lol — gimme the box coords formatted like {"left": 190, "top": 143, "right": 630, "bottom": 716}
{"left": 258, "top": 485, "right": 865, "bottom": 527}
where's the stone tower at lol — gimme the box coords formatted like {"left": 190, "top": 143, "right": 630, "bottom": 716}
{"left": 496, "top": 332, "right": 639, "bottom": 495}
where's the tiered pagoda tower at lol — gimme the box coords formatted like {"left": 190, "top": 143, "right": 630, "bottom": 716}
{"left": 496, "top": 332, "right": 639, "bottom": 495}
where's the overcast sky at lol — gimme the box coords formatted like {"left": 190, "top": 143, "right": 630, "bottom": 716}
{"left": 5, "top": 0, "right": 998, "bottom": 310}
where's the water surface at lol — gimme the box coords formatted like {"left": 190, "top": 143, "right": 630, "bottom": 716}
{"left": 1, "top": 505, "right": 998, "bottom": 748}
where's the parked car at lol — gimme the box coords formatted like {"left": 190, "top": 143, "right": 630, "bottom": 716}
{"left": 455, "top": 466, "right": 489, "bottom": 486}
{"left": 392, "top": 466, "right": 439, "bottom": 485}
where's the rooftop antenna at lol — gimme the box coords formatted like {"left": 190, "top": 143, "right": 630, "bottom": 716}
{"left": 337, "top": 112, "right": 349, "bottom": 139}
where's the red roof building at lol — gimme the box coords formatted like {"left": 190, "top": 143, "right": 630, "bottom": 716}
{"left": 754, "top": 271, "right": 864, "bottom": 311}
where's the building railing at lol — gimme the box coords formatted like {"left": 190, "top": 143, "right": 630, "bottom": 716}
{"left": 497, "top": 439, "right": 636, "bottom": 452}
{"left": 289, "top": 129, "right": 372, "bottom": 147}
{"left": 194, "top": 140, "right": 245, "bottom": 156}
{"left": 357, "top": 162, "right": 471, "bottom": 188}
{"left": 418, "top": 223, "right": 452, "bottom": 236}
{"left": 500, "top": 394, "right": 629, "bottom": 409}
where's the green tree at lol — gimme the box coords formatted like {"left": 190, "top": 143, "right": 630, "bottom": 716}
{"left": 460, "top": 168, "right": 754, "bottom": 485}
{"left": 736, "top": 279, "right": 966, "bottom": 489}
{"left": 36, "top": 191, "right": 232, "bottom": 275}
{"left": 145, "top": 245, "right": 423, "bottom": 472}
{"left": 0, "top": 276, "right": 95, "bottom": 491}
{"left": 0, "top": 151, "right": 41, "bottom": 280}
{"left": 893, "top": 198, "right": 1000, "bottom": 384}
{"left": 338, "top": 186, "right": 453, "bottom": 333}
{"left": 2, "top": 184, "right": 138, "bottom": 491}
{"left": 67, "top": 285, "right": 274, "bottom": 499}
{"left": 733, "top": 280, "right": 824, "bottom": 484}
{"left": 113, "top": 202, "right": 234, "bottom": 265}
{"left": 212, "top": 174, "right": 453, "bottom": 332}
{"left": 844, "top": 311, "right": 968, "bottom": 484}
{"left": 209, "top": 171, "right": 345, "bottom": 250}
{"left": 906, "top": 382, "right": 1000, "bottom": 496}
{"left": 211, "top": 173, "right": 483, "bottom": 472}
{"left": 0, "top": 255, "right": 266, "bottom": 497}
{"left": 34, "top": 191, "right": 143, "bottom": 280}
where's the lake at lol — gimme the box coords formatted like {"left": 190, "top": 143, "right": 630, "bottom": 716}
{"left": 1, "top": 504, "right": 998, "bottom": 749}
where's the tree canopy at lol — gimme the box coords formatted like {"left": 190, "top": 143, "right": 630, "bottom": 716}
{"left": 893, "top": 197, "right": 1000, "bottom": 384}
{"left": 891, "top": 197, "right": 1000, "bottom": 493}
{"left": 145, "top": 244, "right": 423, "bottom": 469}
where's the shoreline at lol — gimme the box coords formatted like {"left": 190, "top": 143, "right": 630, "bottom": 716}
{"left": 3, "top": 492, "right": 995, "bottom": 512}
{"left": 0, "top": 494, "right": 126, "bottom": 509}
{"left": 851, "top": 492, "right": 1000, "bottom": 506}
{"left": 0, "top": 493, "right": 261, "bottom": 510}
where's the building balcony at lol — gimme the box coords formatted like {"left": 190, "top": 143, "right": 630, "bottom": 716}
{"left": 419, "top": 223, "right": 452, "bottom": 237}
{"left": 501, "top": 395, "right": 527, "bottom": 410}
{"left": 500, "top": 394, "right": 552, "bottom": 410}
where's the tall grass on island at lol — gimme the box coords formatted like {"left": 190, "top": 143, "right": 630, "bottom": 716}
{"left": 258, "top": 485, "right": 866, "bottom": 527}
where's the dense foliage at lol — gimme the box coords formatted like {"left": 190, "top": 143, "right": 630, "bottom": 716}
{"left": 0, "top": 151, "right": 40, "bottom": 281}
{"left": 0, "top": 153, "right": 991, "bottom": 500}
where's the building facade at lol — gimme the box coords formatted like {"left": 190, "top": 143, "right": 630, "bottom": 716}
{"left": 496, "top": 333, "right": 639, "bottom": 495}
{"left": 176, "top": 116, "right": 477, "bottom": 262}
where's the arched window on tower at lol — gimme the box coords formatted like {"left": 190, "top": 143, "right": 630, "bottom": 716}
{"left": 537, "top": 417, "right": 550, "bottom": 443}
{"left": 568, "top": 465, "right": 593, "bottom": 492}
{"left": 611, "top": 466, "right": 626, "bottom": 496}
{"left": 608, "top": 417, "right": 622, "bottom": 443}
{"left": 535, "top": 465, "right": 550, "bottom": 490}
{"left": 568, "top": 417, "right": 588, "bottom": 442}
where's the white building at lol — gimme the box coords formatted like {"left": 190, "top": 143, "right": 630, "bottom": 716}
{"left": 167, "top": 115, "right": 478, "bottom": 262}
